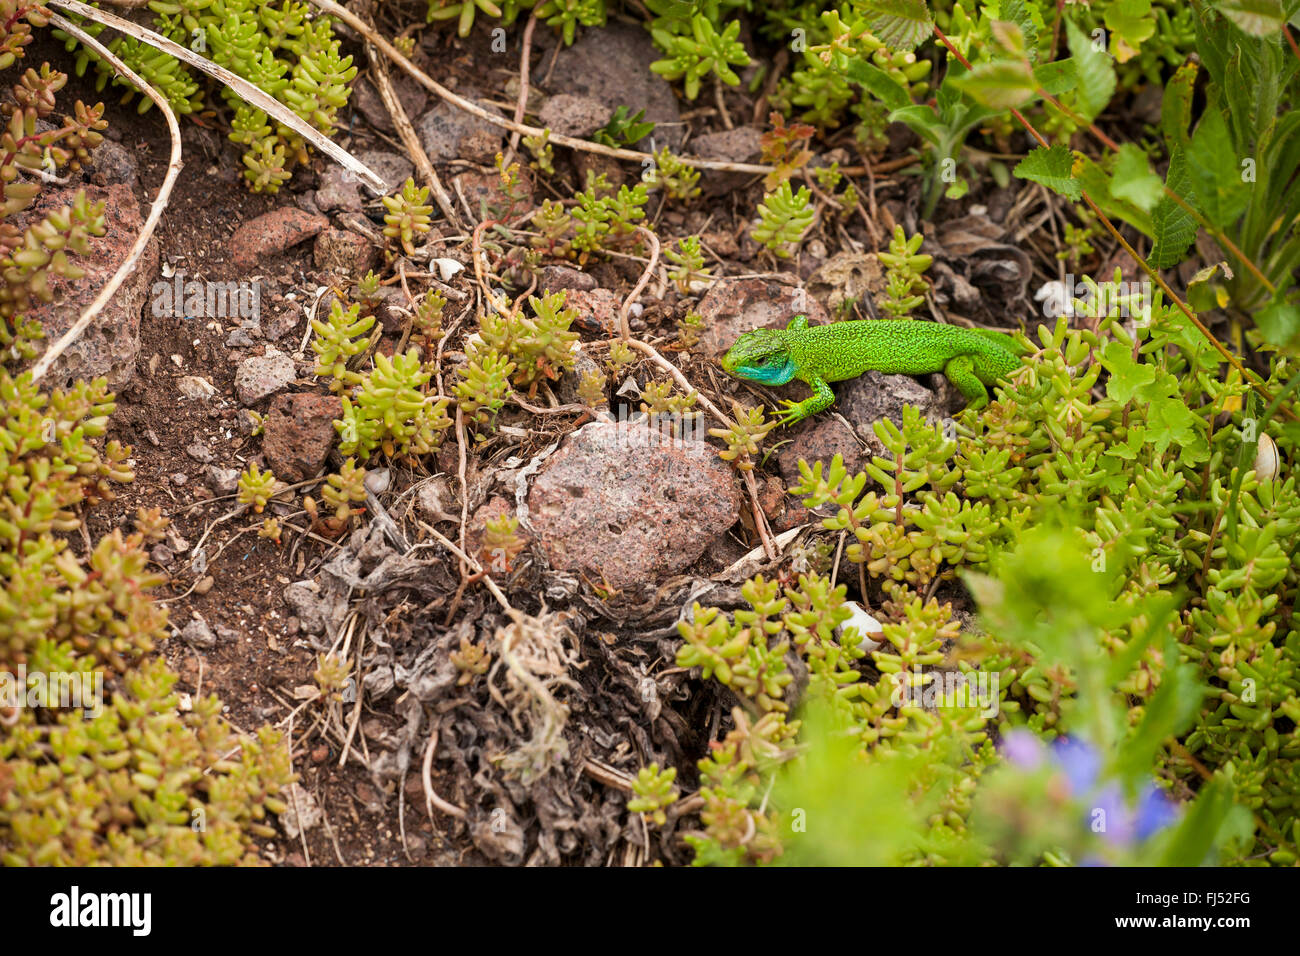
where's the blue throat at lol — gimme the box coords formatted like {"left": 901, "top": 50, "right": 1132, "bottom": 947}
{"left": 742, "top": 356, "right": 796, "bottom": 385}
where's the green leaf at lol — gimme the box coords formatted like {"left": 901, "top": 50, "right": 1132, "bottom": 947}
{"left": 1013, "top": 144, "right": 1081, "bottom": 200}
{"left": 1101, "top": 340, "right": 1156, "bottom": 405}
{"left": 1000, "top": 0, "right": 1041, "bottom": 54}
{"left": 954, "top": 59, "right": 1037, "bottom": 109}
{"left": 1148, "top": 146, "right": 1200, "bottom": 270}
{"left": 1074, "top": 154, "right": 1154, "bottom": 234}
{"left": 1065, "top": 18, "right": 1116, "bottom": 121}
{"left": 1215, "top": 0, "right": 1286, "bottom": 35}
{"left": 843, "top": 57, "right": 912, "bottom": 113}
{"left": 858, "top": 0, "right": 933, "bottom": 51}
{"left": 990, "top": 20, "right": 1027, "bottom": 57}
{"left": 1160, "top": 58, "right": 1199, "bottom": 149}
{"left": 1146, "top": 372, "right": 1204, "bottom": 459}
{"left": 888, "top": 104, "right": 943, "bottom": 147}
{"left": 1033, "top": 58, "right": 1078, "bottom": 96}
{"left": 1185, "top": 108, "right": 1251, "bottom": 229}
{"left": 1110, "top": 143, "right": 1164, "bottom": 212}
{"left": 1157, "top": 775, "right": 1251, "bottom": 866}
{"left": 1104, "top": 0, "right": 1157, "bottom": 56}
{"left": 1256, "top": 299, "right": 1300, "bottom": 348}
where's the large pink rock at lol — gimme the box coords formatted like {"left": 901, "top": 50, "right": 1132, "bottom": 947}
{"left": 527, "top": 420, "right": 742, "bottom": 588}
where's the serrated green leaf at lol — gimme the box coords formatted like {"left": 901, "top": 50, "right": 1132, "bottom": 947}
{"left": 1001, "top": 0, "right": 1041, "bottom": 54}
{"left": 1148, "top": 146, "right": 1200, "bottom": 269}
{"left": 859, "top": 0, "right": 933, "bottom": 51}
{"left": 1110, "top": 143, "right": 1164, "bottom": 212}
{"left": 1215, "top": 0, "right": 1286, "bottom": 35}
{"left": 1064, "top": 18, "right": 1116, "bottom": 121}
{"left": 1014, "top": 144, "right": 1081, "bottom": 200}
{"left": 990, "top": 20, "right": 1027, "bottom": 57}
{"left": 953, "top": 59, "right": 1037, "bottom": 109}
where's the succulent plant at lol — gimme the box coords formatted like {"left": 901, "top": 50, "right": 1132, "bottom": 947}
{"left": 322, "top": 457, "right": 368, "bottom": 521}
{"left": 382, "top": 177, "right": 434, "bottom": 256}
{"left": 649, "top": 14, "right": 750, "bottom": 100}
{"left": 478, "top": 291, "right": 579, "bottom": 387}
{"left": 453, "top": 339, "right": 516, "bottom": 435}
{"left": 237, "top": 463, "right": 279, "bottom": 513}
{"left": 751, "top": 180, "right": 814, "bottom": 258}
{"left": 336, "top": 350, "right": 453, "bottom": 459}
{"left": 311, "top": 299, "right": 378, "bottom": 392}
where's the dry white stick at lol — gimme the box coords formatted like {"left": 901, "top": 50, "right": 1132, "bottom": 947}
{"left": 30, "top": 13, "right": 182, "bottom": 384}
{"left": 48, "top": 0, "right": 386, "bottom": 194}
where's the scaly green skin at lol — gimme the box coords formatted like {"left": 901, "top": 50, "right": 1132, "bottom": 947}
{"left": 721, "top": 316, "right": 1028, "bottom": 426}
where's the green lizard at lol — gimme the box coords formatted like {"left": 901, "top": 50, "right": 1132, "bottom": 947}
{"left": 721, "top": 315, "right": 1029, "bottom": 426}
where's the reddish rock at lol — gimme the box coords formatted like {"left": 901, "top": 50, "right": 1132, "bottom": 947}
{"left": 451, "top": 167, "right": 533, "bottom": 220}
{"left": 314, "top": 227, "right": 375, "bottom": 275}
{"left": 230, "top": 207, "right": 328, "bottom": 270}
{"left": 263, "top": 392, "right": 343, "bottom": 482}
{"left": 527, "top": 420, "right": 742, "bottom": 588}
{"left": 563, "top": 288, "right": 621, "bottom": 335}
{"left": 696, "top": 276, "right": 829, "bottom": 358}
{"left": 23, "top": 182, "right": 158, "bottom": 387}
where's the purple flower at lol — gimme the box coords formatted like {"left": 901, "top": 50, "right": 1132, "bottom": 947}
{"left": 1089, "top": 783, "right": 1136, "bottom": 845}
{"left": 1134, "top": 785, "right": 1179, "bottom": 841}
{"left": 1002, "top": 729, "right": 1046, "bottom": 769}
{"left": 1051, "top": 736, "right": 1101, "bottom": 795}
{"left": 1002, "top": 733, "right": 1182, "bottom": 849}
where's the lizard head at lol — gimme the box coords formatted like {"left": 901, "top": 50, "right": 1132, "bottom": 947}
{"left": 721, "top": 329, "right": 796, "bottom": 385}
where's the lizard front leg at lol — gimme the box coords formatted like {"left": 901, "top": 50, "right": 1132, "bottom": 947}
{"left": 943, "top": 354, "right": 991, "bottom": 409}
{"left": 774, "top": 372, "right": 836, "bottom": 426}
